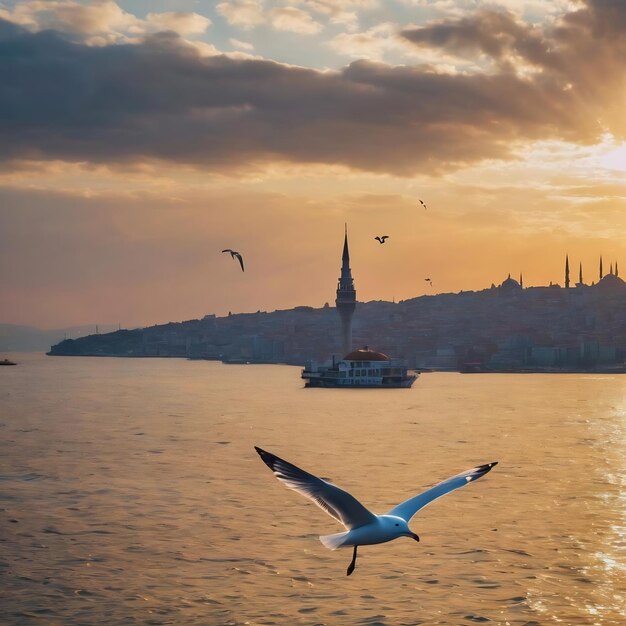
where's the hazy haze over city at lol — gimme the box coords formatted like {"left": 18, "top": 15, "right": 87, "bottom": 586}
{"left": 1, "top": 0, "right": 625, "bottom": 329}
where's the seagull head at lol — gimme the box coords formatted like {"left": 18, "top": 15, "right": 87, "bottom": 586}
{"left": 383, "top": 515, "right": 420, "bottom": 542}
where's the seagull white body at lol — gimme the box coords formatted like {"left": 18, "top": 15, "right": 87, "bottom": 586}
{"left": 320, "top": 514, "right": 415, "bottom": 549}
{"left": 255, "top": 446, "right": 497, "bottom": 574}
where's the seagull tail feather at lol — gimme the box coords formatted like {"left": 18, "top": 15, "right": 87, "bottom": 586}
{"left": 319, "top": 531, "right": 349, "bottom": 551}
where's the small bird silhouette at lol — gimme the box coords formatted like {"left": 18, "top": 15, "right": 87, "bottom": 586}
{"left": 425, "top": 278, "right": 432, "bottom": 286}
{"left": 419, "top": 199, "right": 427, "bottom": 210}
{"left": 222, "top": 249, "right": 245, "bottom": 272}
{"left": 374, "top": 236, "right": 389, "bottom": 244}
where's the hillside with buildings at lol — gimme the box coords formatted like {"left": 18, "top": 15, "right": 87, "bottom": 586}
{"left": 47, "top": 235, "right": 626, "bottom": 372}
{"left": 48, "top": 265, "right": 626, "bottom": 372}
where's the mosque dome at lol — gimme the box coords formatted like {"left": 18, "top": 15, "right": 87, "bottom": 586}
{"left": 499, "top": 274, "right": 521, "bottom": 290}
{"left": 344, "top": 346, "right": 390, "bottom": 361}
{"left": 596, "top": 273, "right": 626, "bottom": 290}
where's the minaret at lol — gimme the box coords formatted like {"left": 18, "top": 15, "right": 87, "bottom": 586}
{"left": 610, "top": 262, "right": 613, "bottom": 275}
{"left": 579, "top": 262, "right": 583, "bottom": 285}
{"left": 600, "top": 255, "right": 603, "bottom": 279}
{"left": 519, "top": 273, "right": 523, "bottom": 289}
{"left": 335, "top": 225, "right": 356, "bottom": 356}
{"left": 616, "top": 261, "right": 619, "bottom": 278}
{"left": 565, "top": 254, "right": 570, "bottom": 289}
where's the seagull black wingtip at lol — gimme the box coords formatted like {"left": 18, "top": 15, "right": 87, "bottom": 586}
{"left": 254, "top": 445, "right": 268, "bottom": 458}
{"left": 254, "top": 446, "right": 276, "bottom": 470}
{"left": 478, "top": 461, "right": 498, "bottom": 472}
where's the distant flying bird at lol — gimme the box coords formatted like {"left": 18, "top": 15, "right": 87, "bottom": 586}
{"left": 419, "top": 199, "right": 427, "bottom": 210}
{"left": 255, "top": 446, "right": 497, "bottom": 576}
{"left": 222, "top": 249, "right": 245, "bottom": 272}
{"left": 374, "top": 235, "right": 389, "bottom": 244}
{"left": 425, "top": 278, "right": 432, "bottom": 287}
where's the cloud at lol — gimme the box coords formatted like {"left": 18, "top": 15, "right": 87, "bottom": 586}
{"left": 1, "top": 0, "right": 625, "bottom": 176}
{"left": 230, "top": 38, "right": 255, "bottom": 51}
{"left": 145, "top": 12, "right": 211, "bottom": 37}
{"left": 269, "top": 7, "right": 322, "bottom": 34}
{"left": 398, "top": 0, "right": 574, "bottom": 19}
{"left": 327, "top": 22, "right": 399, "bottom": 60}
{"left": 216, "top": 0, "right": 265, "bottom": 29}
{"left": 401, "top": 10, "right": 549, "bottom": 68}
{"left": 308, "top": 0, "right": 379, "bottom": 8}
{"left": 217, "top": 1, "right": 323, "bottom": 34}
{"left": 401, "top": 1, "right": 626, "bottom": 135}
{"left": 295, "top": 0, "right": 378, "bottom": 30}
{"left": 0, "top": 1, "right": 212, "bottom": 43}
{"left": 0, "top": 0, "right": 141, "bottom": 35}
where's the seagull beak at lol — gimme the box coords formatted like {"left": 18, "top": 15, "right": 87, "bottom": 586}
{"left": 412, "top": 533, "right": 420, "bottom": 542}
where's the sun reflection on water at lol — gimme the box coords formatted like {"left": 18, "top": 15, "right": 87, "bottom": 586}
{"left": 587, "top": 400, "right": 626, "bottom": 624}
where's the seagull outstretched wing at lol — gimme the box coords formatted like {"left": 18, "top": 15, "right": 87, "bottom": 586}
{"left": 387, "top": 462, "right": 497, "bottom": 522}
{"left": 255, "top": 447, "right": 376, "bottom": 530}
{"left": 222, "top": 249, "right": 245, "bottom": 271}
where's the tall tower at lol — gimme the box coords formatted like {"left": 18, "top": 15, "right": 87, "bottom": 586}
{"left": 600, "top": 255, "right": 603, "bottom": 279}
{"left": 336, "top": 225, "right": 356, "bottom": 356}
{"left": 565, "top": 254, "right": 570, "bottom": 289}
{"left": 579, "top": 262, "right": 583, "bottom": 285}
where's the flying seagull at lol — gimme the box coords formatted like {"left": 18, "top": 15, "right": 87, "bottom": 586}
{"left": 255, "top": 446, "right": 497, "bottom": 576}
{"left": 419, "top": 199, "right": 427, "bottom": 210}
{"left": 222, "top": 249, "right": 244, "bottom": 272}
{"left": 374, "top": 236, "right": 389, "bottom": 244}
{"left": 425, "top": 278, "right": 432, "bottom": 287}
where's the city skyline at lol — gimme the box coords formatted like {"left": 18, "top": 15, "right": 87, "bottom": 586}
{"left": 1, "top": 0, "right": 625, "bottom": 328}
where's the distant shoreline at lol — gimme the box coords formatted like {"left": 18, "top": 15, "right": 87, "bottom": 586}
{"left": 44, "top": 351, "right": 626, "bottom": 373}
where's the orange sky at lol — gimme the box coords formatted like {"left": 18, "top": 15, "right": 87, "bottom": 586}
{"left": 1, "top": 0, "right": 625, "bottom": 328}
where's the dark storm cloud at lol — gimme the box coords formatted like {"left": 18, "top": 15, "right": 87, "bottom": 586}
{"left": 401, "top": 1, "right": 626, "bottom": 137}
{"left": 401, "top": 9, "right": 550, "bottom": 67}
{"left": 0, "top": 0, "right": 624, "bottom": 176}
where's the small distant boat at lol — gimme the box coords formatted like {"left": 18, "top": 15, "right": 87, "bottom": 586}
{"left": 0, "top": 358, "right": 17, "bottom": 366}
{"left": 302, "top": 346, "right": 418, "bottom": 388}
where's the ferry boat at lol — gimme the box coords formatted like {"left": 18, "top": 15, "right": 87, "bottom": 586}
{"left": 302, "top": 347, "right": 418, "bottom": 388}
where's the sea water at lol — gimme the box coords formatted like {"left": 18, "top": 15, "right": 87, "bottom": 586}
{"left": 1, "top": 354, "right": 625, "bottom": 625}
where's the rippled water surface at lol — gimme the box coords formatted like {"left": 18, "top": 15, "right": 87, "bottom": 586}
{"left": 1, "top": 354, "right": 625, "bottom": 625}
